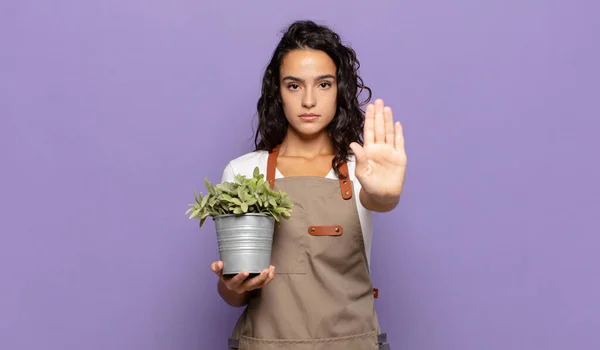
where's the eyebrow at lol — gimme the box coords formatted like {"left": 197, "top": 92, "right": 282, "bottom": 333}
{"left": 282, "top": 74, "right": 336, "bottom": 82}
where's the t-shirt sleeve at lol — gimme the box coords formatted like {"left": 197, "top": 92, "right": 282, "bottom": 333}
{"left": 220, "top": 162, "right": 236, "bottom": 183}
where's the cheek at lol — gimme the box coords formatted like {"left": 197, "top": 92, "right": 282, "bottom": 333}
{"left": 322, "top": 90, "right": 338, "bottom": 116}
{"left": 280, "top": 91, "right": 293, "bottom": 106}
{"left": 280, "top": 91, "right": 297, "bottom": 121}
{"left": 281, "top": 89, "right": 297, "bottom": 105}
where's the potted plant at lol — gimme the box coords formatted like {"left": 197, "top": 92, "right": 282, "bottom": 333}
{"left": 186, "top": 167, "right": 293, "bottom": 277}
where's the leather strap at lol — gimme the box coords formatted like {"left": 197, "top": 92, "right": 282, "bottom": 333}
{"left": 308, "top": 225, "right": 343, "bottom": 236}
{"left": 339, "top": 162, "right": 352, "bottom": 200}
{"left": 266, "top": 145, "right": 279, "bottom": 189}
{"left": 266, "top": 145, "right": 353, "bottom": 200}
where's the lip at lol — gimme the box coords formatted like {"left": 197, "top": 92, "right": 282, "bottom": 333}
{"left": 299, "top": 114, "right": 320, "bottom": 120}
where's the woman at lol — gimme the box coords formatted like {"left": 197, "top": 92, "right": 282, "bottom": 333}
{"left": 210, "top": 20, "right": 406, "bottom": 350}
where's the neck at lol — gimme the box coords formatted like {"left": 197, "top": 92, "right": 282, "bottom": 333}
{"left": 279, "top": 127, "right": 333, "bottom": 158}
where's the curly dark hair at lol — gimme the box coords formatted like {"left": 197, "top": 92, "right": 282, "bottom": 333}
{"left": 253, "top": 20, "right": 372, "bottom": 179}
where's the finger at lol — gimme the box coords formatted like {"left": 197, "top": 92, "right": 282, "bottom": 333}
{"left": 226, "top": 271, "right": 250, "bottom": 290}
{"left": 384, "top": 106, "right": 394, "bottom": 146}
{"left": 395, "top": 121, "right": 405, "bottom": 152}
{"left": 374, "top": 99, "right": 385, "bottom": 143}
{"left": 349, "top": 142, "right": 367, "bottom": 167}
{"left": 363, "top": 104, "right": 375, "bottom": 145}
{"left": 241, "top": 268, "right": 270, "bottom": 291}
{"left": 259, "top": 266, "right": 276, "bottom": 287}
{"left": 253, "top": 266, "right": 275, "bottom": 289}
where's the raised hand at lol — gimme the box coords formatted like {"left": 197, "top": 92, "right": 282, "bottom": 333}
{"left": 349, "top": 99, "right": 407, "bottom": 207}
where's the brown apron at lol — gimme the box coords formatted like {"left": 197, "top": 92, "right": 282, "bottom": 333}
{"left": 227, "top": 146, "right": 390, "bottom": 350}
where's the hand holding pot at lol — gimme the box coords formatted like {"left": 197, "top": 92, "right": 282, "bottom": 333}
{"left": 211, "top": 260, "right": 275, "bottom": 294}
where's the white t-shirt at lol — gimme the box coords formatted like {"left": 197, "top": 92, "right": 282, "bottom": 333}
{"left": 220, "top": 151, "right": 374, "bottom": 268}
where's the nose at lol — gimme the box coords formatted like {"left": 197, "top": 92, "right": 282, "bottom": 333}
{"left": 301, "top": 88, "right": 316, "bottom": 108}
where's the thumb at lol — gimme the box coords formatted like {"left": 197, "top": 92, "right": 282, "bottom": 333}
{"left": 350, "top": 142, "right": 367, "bottom": 166}
{"left": 211, "top": 261, "right": 223, "bottom": 277}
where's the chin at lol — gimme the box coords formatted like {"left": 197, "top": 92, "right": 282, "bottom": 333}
{"left": 291, "top": 124, "right": 328, "bottom": 138}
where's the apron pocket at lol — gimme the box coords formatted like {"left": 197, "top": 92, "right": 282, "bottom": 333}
{"left": 269, "top": 226, "right": 306, "bottom": 274}
{"left": 238, "top": 331, "right": 379, "bottom": 350}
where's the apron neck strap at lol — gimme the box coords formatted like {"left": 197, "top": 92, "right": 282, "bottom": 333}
{"left": 266, "top": 145, "right": 353, "bottom": 200}
{"left": 266, "top": 145, "right": 280, "bottom": 189}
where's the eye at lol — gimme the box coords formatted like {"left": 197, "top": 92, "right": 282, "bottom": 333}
{"left": 287, "top": 83, "right": 300, "bottom": 90}
{"left": 319, "top": 82, "right": 332, "bottom": 88}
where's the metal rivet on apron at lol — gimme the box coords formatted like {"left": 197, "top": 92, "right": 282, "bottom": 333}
{"left": 310, "top": 227, "right": 315, "bottom": 232}
{"left": 335, "top": 227, "right": 340, "bottom": 232}
{"left": 345, "top": 191, "right": 349, "bottom": 195}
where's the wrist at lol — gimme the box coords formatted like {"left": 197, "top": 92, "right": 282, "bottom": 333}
{"left": 359, "top": 188, "right": 400, "bottom": 212}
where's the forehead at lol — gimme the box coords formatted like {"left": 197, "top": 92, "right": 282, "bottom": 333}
{"left": 280, "top": 49, "right": 336, "bottom": 77}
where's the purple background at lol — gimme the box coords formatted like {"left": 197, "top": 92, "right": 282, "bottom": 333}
{"left": 1, "top": 1, "right": 599, "bottom": 349}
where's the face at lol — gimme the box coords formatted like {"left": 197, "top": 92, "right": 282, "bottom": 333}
{"left": 279, "top": 49, "right": 338, "bottom": 137}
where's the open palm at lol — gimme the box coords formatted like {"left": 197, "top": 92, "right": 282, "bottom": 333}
{"left": 349, "top": 99, "right": 407, "bottom": 199}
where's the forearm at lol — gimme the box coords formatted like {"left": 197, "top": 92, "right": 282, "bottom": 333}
{"left": 359, "top": 188, "right": 401, "bottom": 212}
{"left": 218, "top": 279, "right": 249, "bottom": 307}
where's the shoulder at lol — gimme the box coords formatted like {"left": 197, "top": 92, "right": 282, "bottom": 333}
{"left": 228, "top": 150, "right": 268, "bottom": 171}
{"left": 220, "top": 151, "right": 268, "bottom": 183}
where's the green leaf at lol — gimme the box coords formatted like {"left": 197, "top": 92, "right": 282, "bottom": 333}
{"left": 269, "top": 197, "right": 277, "bottom": 207}
{"left": 204, "top": 178, "right": 215, "bottom": 195}
{"left": 200, "top": 194, "right": 209, "bottom": 208}
{"left": 186, "top": 166, "right": 293, "bottom": 228}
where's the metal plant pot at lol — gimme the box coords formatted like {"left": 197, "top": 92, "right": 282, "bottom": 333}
{"left": 214, "top": 213, "right": 275, "bottom": 276}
